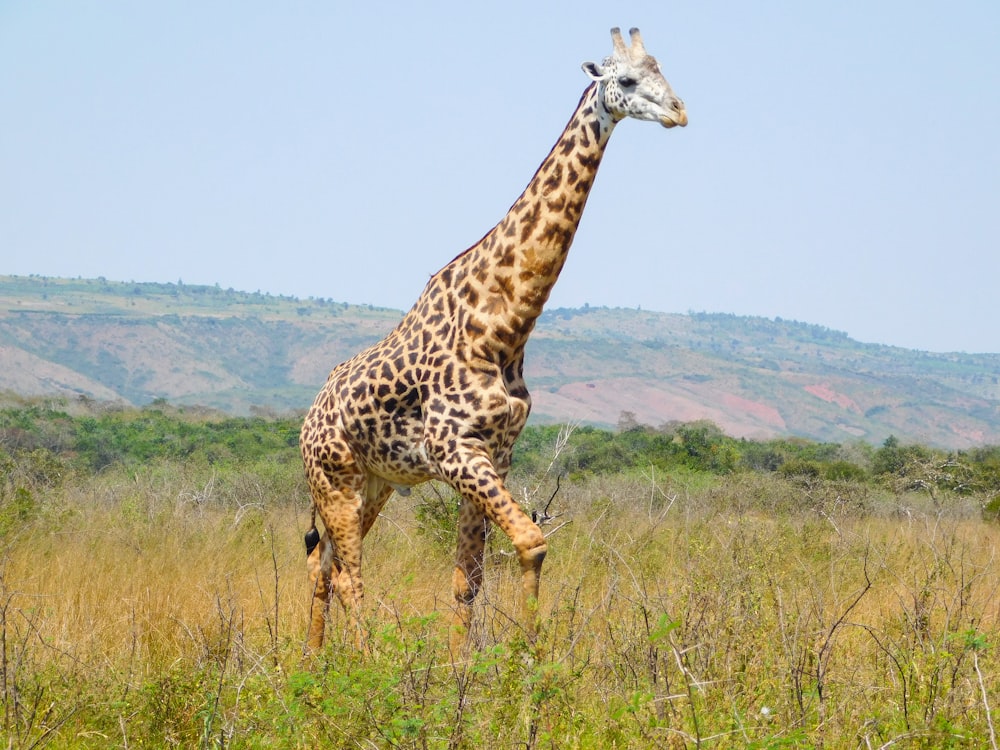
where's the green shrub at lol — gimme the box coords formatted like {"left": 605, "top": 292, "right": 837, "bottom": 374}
{"left": 823, "top": 460, "right": 868, "bottom": 482}
{"left": 778, "top": 458, "right": 821, "bottom": 479}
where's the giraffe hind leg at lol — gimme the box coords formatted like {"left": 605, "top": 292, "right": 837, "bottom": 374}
{"left": 311, "top": 478, "right": 369, "bottom": 648}
{"left": 305, "top": 529, "right": 337, "bottom": 652}
{"left": 301, "top": 470, "right": 398, "bottom": 654}
{"left": 450, "top": 498, "right": 487, "bottom": 656}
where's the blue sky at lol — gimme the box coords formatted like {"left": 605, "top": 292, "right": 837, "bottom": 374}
{"left": 2, "top": 1, "right": 998, "bottom": 353}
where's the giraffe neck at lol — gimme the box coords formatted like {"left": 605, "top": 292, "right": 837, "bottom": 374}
{"left": 448, "top": 82, "right": 618, "bottom": 359}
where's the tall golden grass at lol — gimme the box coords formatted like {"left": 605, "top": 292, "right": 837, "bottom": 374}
{"left": 2, "top": 462, "right": 998, "bottom": 748}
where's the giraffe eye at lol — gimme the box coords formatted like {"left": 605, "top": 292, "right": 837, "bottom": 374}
{"left": 618, "top": 75, "right": 637, "bottom": 88}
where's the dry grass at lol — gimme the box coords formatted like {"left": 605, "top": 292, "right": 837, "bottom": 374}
{"left": 2, "top": 463, "right": 999, "bottom": 748}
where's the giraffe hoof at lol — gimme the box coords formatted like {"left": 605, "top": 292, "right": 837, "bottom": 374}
{"left": 304, "top": 527, "right": 320, "bottom": 557}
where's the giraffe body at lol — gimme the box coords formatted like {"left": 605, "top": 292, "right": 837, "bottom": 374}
{"left": 300, "top": 27, "right": 686, "bottom": 652}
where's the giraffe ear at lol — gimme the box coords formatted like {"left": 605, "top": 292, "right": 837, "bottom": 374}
{"left": 581, "top": 61, "right": 606, "bottom": 81}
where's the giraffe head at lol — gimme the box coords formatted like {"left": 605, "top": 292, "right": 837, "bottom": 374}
{"left": 582, "top": 27, "right": 687, "bottom": 128}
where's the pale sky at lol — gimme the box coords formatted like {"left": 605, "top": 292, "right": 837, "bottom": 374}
{"left": 2, "top": 1, "right": 998, "bottom": 353}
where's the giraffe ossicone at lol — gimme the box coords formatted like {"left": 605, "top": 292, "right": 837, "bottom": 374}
{"left": 299, "top": 26, "right": 686, "bottom": 653}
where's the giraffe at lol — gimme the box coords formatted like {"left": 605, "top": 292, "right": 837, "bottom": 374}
{"left": 300, "top": 27, "right": 687, "bottom": 652}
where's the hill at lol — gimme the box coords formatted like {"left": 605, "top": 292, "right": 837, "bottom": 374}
{"left": 2, "top": 274, "right": 999, "bottom": 448}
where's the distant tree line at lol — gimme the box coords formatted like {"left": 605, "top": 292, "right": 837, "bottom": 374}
{"left": 0, "top": 401, "right": 300, "bottom": 474}
{"left": 512, "top": 414, "right": 1000, "bottom": 506}
{"left": 3, "top": 401, "right": 1000, "bottom": 517}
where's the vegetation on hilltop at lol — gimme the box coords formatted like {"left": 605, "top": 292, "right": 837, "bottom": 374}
{"left": 0, "top": 273, "right": 397, "bottom": 314}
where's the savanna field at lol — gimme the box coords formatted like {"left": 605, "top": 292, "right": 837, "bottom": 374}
{"left": 2, "top": 398, "right": 1000, "bottom": 748}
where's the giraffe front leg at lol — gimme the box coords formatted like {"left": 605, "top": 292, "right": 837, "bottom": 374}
{"left": 445, "top": 453, "right": 548, "bottom": 644}
{"left": 451, "top": 499, "right": 487, "bottom": 656}
{"left": 503, "top": 507, "right": 548, "bottom": 643}
{"left": 517, "top": 533, "right": 547, "bottom": 638}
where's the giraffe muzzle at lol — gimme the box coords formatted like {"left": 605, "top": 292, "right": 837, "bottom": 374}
{"left": 660, "top": 110, "right": 688, "bottom": 128}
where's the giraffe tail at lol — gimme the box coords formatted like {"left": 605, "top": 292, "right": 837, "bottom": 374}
{"left": 304, "top": 505, "right": 320, "bottom": 557}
